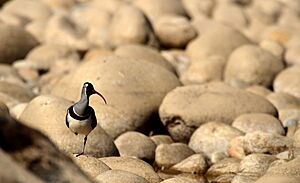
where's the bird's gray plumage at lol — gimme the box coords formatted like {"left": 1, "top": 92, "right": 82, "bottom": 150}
{"left": 65, "top": 82, "right": 106, "bottom": 157}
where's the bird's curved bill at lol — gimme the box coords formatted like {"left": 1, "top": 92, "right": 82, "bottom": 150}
{"left": 93, "top": 90, "right": 107, "bottom": 104}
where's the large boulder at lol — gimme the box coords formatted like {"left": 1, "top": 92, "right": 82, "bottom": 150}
{"left": 114, "top": 44, "right": 174, "bottom": 72}
{"left": 51, "top": 56, "right": 180, "bottom": 138}
{"left": 159, "top": 82, "right": 278, "bottom": 142}
{"left": 19, "top": 95, "right": 119, "bottom": 157}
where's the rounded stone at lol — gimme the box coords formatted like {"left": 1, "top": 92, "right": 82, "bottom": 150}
{"left": 232, "top": 113, "right": 285, "bottom": 135}
{"left": 114, "top": 44, "right": 174, "bottom": 72}
{"left": 245, "top": 85, "right": 272, "bottom": 98}
{"left": 255, "top": 158, "right": 300, "bottom": 183}
{"left": 267, "top": 92, "right": 300, "bottom": 110}
{"left": 150, "top": 135, "right": 174, "bottom": 146}
{"left": 71, "top": 3, "right": 113, "bottom": 48}
{"left": 180, "top": 57, "right": 225, "bottom": 85}
{"left": 159, "top": 82, "right": 277, "bottom": 142}
{"left": 26, "top": 43, "right": 80, "bottom": 69}
{"left": 0, "top": 81, "right": 35, "bottom": 105}
{"left": 261, "top": 26, "right": 294, "bottom": 46}
{"left": 274, "top": 66, "right": 300, "bottom": 99}
{"left": 206, "top": 158, "right": 240, "bottom": 183}
{"left": 1, "top": 0, "right": 52, "bottom": 22}
{"left": 115, "top": 131, "right": 156, "bottom": 162}
{"left": 0, "top": 23, "right": 38, "bottom": 64}
{"left": 232, "top": 154, "right": 277, "bottom": 182}
{"left": 108, "top": 4, "right": 153, "bottom": 47}
{"left": 51, "top": 56, "right": 180, "bottom": 138}
{"left": 285, "top": 43, "right": 300, "bottom": 66}
{"left": 9, "top": 102, "right": 27, "bottom": 119}
{"left": 44, "top": 14, "right": 90, "bottom": 50}
{"left": 213, "top": 3, "right": 247, "bottom": 30}
{"left": 225, "top": 45, "right": 285, "bottom": 87}
{"left": 170, "top": 154, "right": 208, "bottom": 175}
{"left": 100, "top": 156, "right": 161, "bottom": 183}
{"left": 160, "top": 177, "right": 200, "bottom": 183}
{"left": 189, "top": 122, "right": 243, "bottom": 158}
{"left": 155, "top": 143, "right": 195, "bottom": 169}
{"left": 181, "top": 0, "right": 215, "bottom": 18}
{"left": 0, "top": 64, "right": 24, "bottom": 86}
{"left": 84, "top": 48, "right": 113, "bottom": 62}
{"left": 243, "top": 131, "right": 292, "bottom": 155}
{"left": 96, "top": 170, "right": 149, "bottom": 183}
{"left": 133, "top": 0, "right": 186, "bottom": 22}
{"left": 186, "top": 25, "right": 250, "bottom": 63}
{"left": 19, "top": 95, "right": 119, "bottom": 157}
{"left": 160, "top": 49, "right": 190, "bottom": 76}
{"left": 153, "top": 15, "right": 197, "bottom": 48}
{"left": 73, "top": 156, "right": 110, "bottom": 178}
{"left": 259, "top": 40, "right": 284, "bottom": 59}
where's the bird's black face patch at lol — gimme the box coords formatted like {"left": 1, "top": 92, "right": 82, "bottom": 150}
{"left": 83, "top": 82, "right": 94, "bottom": 96}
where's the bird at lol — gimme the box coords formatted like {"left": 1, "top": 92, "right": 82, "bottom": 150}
{"left": 66, "top": 82, "right": 107, "bottom": 157}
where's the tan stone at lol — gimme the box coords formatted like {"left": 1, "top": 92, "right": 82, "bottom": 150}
{"left": 115, "top": 131, "right": 156, "bottom": 162}
{"left": 0, "top": 23, "right": 38, "bottom": 64}
{"left": 267, "top": 92, "right": 300, "bottom": 110}
{"left": 245, "top": 85, "right": 272, "bottom": 98}
{"left": 114, "top": 44, "right": 174, "bottom": 72}
{"left": 133, "top": 0, "right": 186, "bottom": 22}
{"left": 155, "top": 143, "right": 195, "bottom": 169}
{"left": 159, "top": 82, "right": 277, "bottom": 142}
{"left": 274, "top": 66, "right": 300, "bottom": 99}
{"left": 108, "top": 4, "right": 155, "bottom": 48}
{"left": 100, "top": 156, "right": 161, "bottom": 183}
{"left": 73, "top": 156, "right": 110, "bottom": 178}
{"left": 225, "top": 45, "right": 284, "bottom": 87}
{"left": 51, "top": 56, "right": 180, "bottom": 138}
{"left": 232, "top": 113, "right": 285, "bottom": 135}
{"left": 189, "top": 122, "right": 243, "bottom": 158}
{"left": 153, "top": 15, "right": 197, "bottom": 48}
{"left": 19, "top": 95, "right": 118, "bottom": 157}
{"left": 96, "top": 170, "right": 150, "bottom": 183}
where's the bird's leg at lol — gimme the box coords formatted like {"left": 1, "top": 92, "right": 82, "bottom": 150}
{"left": 76, "top": 135, "right": 88, "bottom": 157}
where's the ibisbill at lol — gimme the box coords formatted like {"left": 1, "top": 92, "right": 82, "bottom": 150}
{"left": 66, "top": 82, "right": 107, "bottom": 157}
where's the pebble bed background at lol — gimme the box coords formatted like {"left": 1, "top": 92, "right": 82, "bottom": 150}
{"left": 0, "top": 0, "right": 300, "bottom": 183}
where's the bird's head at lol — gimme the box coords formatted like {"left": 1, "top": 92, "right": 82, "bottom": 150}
{"left": 82, "top": 82, "right": 107, "bottom": 104}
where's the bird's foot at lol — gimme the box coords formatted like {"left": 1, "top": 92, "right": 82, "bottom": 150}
{"left": 74, "top": 152, "right": 84, "bottom": 157}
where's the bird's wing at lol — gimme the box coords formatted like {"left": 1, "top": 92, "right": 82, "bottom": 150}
{"left": 88, "top": 106, "right": 97, "bottom": 129}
